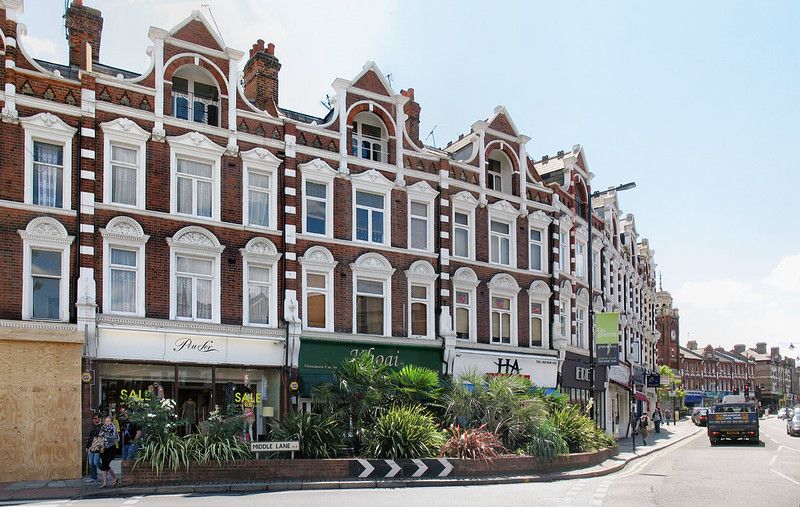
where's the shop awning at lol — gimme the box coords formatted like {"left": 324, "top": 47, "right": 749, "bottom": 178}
{"left": 634, "top": 391, "right": 648, "bottom": 402}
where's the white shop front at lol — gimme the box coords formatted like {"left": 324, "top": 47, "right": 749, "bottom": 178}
{"left": 91, "top": 325, "right": 285, "bottom": 440}
{"left": 608, "top": 363, "right": 631, "bottom": 439}
{"left": 452, "top": 348, "right": 559, "bottom": 388}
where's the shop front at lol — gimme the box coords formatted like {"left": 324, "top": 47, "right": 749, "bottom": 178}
{"left": 562, "top": 351, "right": 607, "bottom": 427}
{"left": 91, "top": 326, "right": 285, "bottom": 441}
{"left": 297, "top": 337, "right": 443, "bottom": 398}
{"left": 452, "top": 348, "right": 559, "bottom": 388}
{"left": 608, "top": 363, "right": 631, "bottom": 438}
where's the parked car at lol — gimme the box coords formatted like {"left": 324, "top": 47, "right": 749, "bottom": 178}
{"left": 777, "top": 408, "right": 789, "bottom": 419}
{"left": 692, "top": 407, "right": 709, "bottom": 426}
{"left": 787, "top": 413, "right": 800, "bottom": 437}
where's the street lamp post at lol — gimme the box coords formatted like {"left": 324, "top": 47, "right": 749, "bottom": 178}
{"left": 586, "top": 181, "right": 636, "bottom": 425}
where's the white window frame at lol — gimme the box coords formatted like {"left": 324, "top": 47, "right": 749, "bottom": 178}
{"left": 101, "top": 118, "right": 150, "bottom": 209}
{"left": 406, "top": 181, "right": 438, "bottom": 253}
{"left": 21, "top": 113, "right": 76, "bottom": 210}
{"left": 560, "top": 281, "right": 572, "bottom": 344}
{"left": 351, "top": 252, "right": 395, "bottom": 337}
{"left": 19, "top": 217, "right": 74, "bottom": 321}
{"left": 100, "top": 216, "right": 149, "bottom": 317}
{"left": 486, "top": 150, "right": 514, "bottom": 195}
{"left": 527, "top": 210, "right": 551, "bottom": 273}
{"left": 559, "top": 217, "right": 572, "bottom": 275}
{"left": 575, "top": 226, "right": 588, "bottom": 280}
{"left": 299, "top": 245, "right": 337, "bottom": 332}
{"left": 451, "top": 191, "right": 479, "bottom": 261}
{"left": 528, "top": 280, "right": 551, "bottom": 349}
{"left": 351, "top": 112, "right": 388, "bottom": 164}
{"left": 487, "top": 273, "right": 520, "bottom": 346}
{"left": 351, "top": 169, "right": 394, "bottom": 246}
{"left": 167, "top": 226, "right": 224, "bottom": 323}
{"left": 452, "top": 267, "right": 479, "bottom": 342}
{"left": 575, "top": 289, "right": 590, "bottom": 349}
{"left": 167, "top": 132, "right": 226, "bottom": 221}
{"left": 405, "top": 260, "right": 438, "bottom": 339}
{"left": 299, "top": 159, "right": 337, "bottom": 238}
{"left": 240, "top": 237, "right": 281, "bottom": 328}
{"left": 487, "top": 200, "right": 519, "bottom": 269}
{"left": 241, "top": 148, "right": 281, "bottom": 231}
{"left": 592, "top": 242, "right": 602, "bottom": 288}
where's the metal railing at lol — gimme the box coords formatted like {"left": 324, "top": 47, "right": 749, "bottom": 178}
{"left": 172, "top": 91, "right": 220, "bottom": 127}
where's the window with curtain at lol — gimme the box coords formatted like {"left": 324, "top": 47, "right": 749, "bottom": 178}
{"left": 306, "top": 272, "right": 327, "bottom": 329}
{"left": 176, "top": 256, "right": 213, "bottom": 320}
{"left": 410, "top": 284, "right": 428, "bottom": 336}
{"left": 31, "top": 249, "right": 61, "bottom": 320}
{"left": 109, "top": 248, "right": 137, "bottom": 313}
{"left": 176, "top": 158, "right": 213, "bottom": 217}
{"left": 305, "top": 181, "right": 327, "bottom": 235}
{"left": 530, "top": 301, "right": 543, "bottom": 347}
{"left": 247, "top": 265, "right": 271, "bottom": 325}
{"left": 247, "top": 169, "right": 271, "bottom": 227}
{"left": 576, "top": 242, "right": 586, "bottom": 278}
{"left": 559, "top": 231, "right": 569, "bottom": 272}
{"left": 110, "top": 144, "right": 138, "bottom": 206}
{"left": 355, "top": 278, "right": 384, "bottom": 335}
{"left": 491, "top": 296, "right": 511, "bottom": 344}
{"left": 490, "top": 220, "right": 511, "bottom": 265}
{"left": 576, "top": 308, "right": 586, "bottom": 348}
{"left": 454, "top": 290, "right": 471, "bottom": 340}
{"left": 409, "top": 201, "right": 429, "bottom": 250}
{"left": 355, "top": 191, "right": 384, "bottom": 244}
{"left": 453, "top": 211, "right": 470, "bottom": 258}
{"left": 529, "top": 228, "right": 543, "bottom": 271}
{"left": 32, "top": 141, "right": 64, "bottom": 208}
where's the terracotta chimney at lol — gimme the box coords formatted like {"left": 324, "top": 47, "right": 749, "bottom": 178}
{"left": 733, "top": 344, "right": 746, "bottom": 354}
{"left": 65, "top": 0, "right": 103, "bottom": 69}
{"left": 400, "top": 88, "right": 421, "bottom": 146}
{"left": 687, "top": 340, "right": 697, "bottom": 350}
{"left": 243, "top": 39, "right": 281, "bottom": 115}
{"left": 755, "top": 342, "right": 767, "bottom": 354}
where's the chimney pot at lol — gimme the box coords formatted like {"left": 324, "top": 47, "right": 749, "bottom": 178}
{"left": 267, "top": 43, "right": 275, "bottom": 55}
{"left": 66, "top": 0, "right": 103, "bottom": 69}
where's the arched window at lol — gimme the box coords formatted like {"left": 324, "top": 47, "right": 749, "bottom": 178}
{"left": 351, "top": 111, "right": 387, "bottom": 163}
{"left": 171, "top": 64, "right": 220, "bottom": 126}
{"left": 486, "top": 149, "right": 513, "bottom": 194}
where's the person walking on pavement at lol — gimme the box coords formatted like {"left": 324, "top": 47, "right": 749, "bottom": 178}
{"left": 98, "top": 415, "right": 120, "bottom": 487}
{"left": 664, "top": 409, "right": 672, "bottom": 426}
{"left": 639, "top": 414, "right": 650, "bottom": 445}
{"left": 84, "top": 413, "right": 102, "bottom": 483}
{"left": 653, "top": 407, "right": 663, "bottom": 433}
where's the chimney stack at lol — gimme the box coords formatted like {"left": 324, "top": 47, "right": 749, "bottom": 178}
{"left": 65, "top": 0, "right": 103, "bottom": 69}
{"left": 733, "top": 344, "right": 746, "bottom": 354}
{"left": 771, "top": 346, "right": 780, "bottom": 358}
{"left": 243, "top": 39, "right": 281, "bottom": 116}
{"left": 687, "top": 340, "right": 697, "bottom": 350}
{"left": 756, "top": 342, "right": 767, "bottom": 354}
{"left": 400, "top": 88, "right": 421, "bottom": 146}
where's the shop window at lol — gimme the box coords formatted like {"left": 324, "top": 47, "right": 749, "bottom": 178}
{"left": 171, "top": 66, "right": 220, "bottom": 127}
{"left": 351, "top": 252, "right": 394, "bottom": 336}
{"left": 20, "top": 217, "right": 74, "bottom": 322}
{"left": 21, "top": 113, "right": 76, "bottom": 210}
{"left": 351, "top": 111, "right": 387, "bottom": 163}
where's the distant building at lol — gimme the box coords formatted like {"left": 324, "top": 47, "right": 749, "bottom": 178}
{"left": 655, "top": 290, "right": 680, "bottom": 371}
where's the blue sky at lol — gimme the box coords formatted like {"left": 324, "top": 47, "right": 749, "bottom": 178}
{"left": 20, "top": 0, "right": 800, "bottom": 353}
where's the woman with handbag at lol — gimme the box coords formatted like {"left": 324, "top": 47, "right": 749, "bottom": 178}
{"left": 98, "top": 415, "right": 120, "bottom": 487}
{"left": 85, "top": 414, "right": 103, "bottom": 483}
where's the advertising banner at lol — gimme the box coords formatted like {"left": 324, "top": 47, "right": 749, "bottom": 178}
{"left": 594, "top": 312, "right": 620, "bottom": 366}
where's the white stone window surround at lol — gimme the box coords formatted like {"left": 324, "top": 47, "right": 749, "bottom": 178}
{"left": 528, "top": 280, "right": 552, "bottom": 349}
{"left": 241, "top": 147, "right": 281, "bottom": 230}
{"left": 240, "top": 237, "right": 282, "bottom": 328}
{"left": 405, "top": 260, "right": 438, "bottom": 339}
{"left": 167, "top": 226, "right": 225, "bottom": 323}
{"left": 527, "top": 210, "right": 551, "bottom": 274}
{"left": 350, "top": 252, "right": 395, "bottom": 337}
{"left": 19, "top": 217, "right": 75, "bottom": 321}
{"left": 100, "top": 216, "right": 150, "bottom": 317}
{"left": 351, "top": 110, "right": 390, "bottom": 164}
{"left": 451, "top": 190, "right": 479, "bottom": 261}
{"left": 560, "top": 280, "right": 573, "bottom": 346}
{"left": 559, "top": 215, "right": 573, "bottom": 274}
{"left": 100, "top": 118, "right": 150, "bottom": 210}
{"left": 167, "top": 132, "right": 226, "bottom": 221}
{"left": 299, "top": 159, "right": 338, "bottom": 238}
{"left": 487, "top": 199, "right": 520, "bottom": 269}
{"left": 406, "top": 181, "right": 438, "bottom": 253}
{"left": 575, "top": 226, "right": 589, "bottom": 280}
{"left": 21, "top": 112, "right": 76, "bottom": 210}
{"left": 350, "top": 169, "right": 394, "bottom": 247}
{"left": 451, "top": 267, "right": 479, "bottom": 342}
{"left": 487, "top": 273, "right": 521, "bottom": 346}
{"left": 298, "top": 245, "right": 337, "bottom": 332}
{"left": 577, "top": 289, "right": 589, "bottom": 350}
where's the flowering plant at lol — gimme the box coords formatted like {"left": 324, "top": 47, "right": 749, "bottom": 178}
{"left": 127, "top": 397, "right": 184, "bottom": 441}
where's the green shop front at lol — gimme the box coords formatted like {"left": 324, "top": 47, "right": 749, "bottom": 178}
{"left": 297, "top": 337, "right": 443, "bottom": 399}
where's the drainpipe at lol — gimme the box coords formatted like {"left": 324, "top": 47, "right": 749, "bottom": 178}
{"left": 73, "top": 124, "right": 82, "bottom": 324}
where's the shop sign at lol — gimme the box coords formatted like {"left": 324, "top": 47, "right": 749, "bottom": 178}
{"left": 660, "top": 375, "right": 671, "bottom": 387}
{"left": 453, "top": 349, "right": 559, "bottom": 388}
{"left": 164, "top": 336, "right": 226, "bottom": 362}
{"left": 632, "top": 366, "right": 646, "bottom": 386}
{"left": 250, "top": 441, "right": 300, "bottom": 452}
{"left": 81, "top": 371, "right": 92, "bottom": 384}
{"left": 609, "top": 364, "right": 631, "bottom": 386}
{"left": 646, "top": 374, "right": 661, "bottom": 388}
{"left": 575, "top": 366, "right": 591, "bottom": 382}
{"left": 594, "top": 312, "right": 620, "bottom": 366}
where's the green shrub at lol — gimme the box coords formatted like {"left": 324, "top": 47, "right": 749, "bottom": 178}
{"left": 526, "top": 420, "right": 568, "bottom": 461}
{"left": 389, "top": 364, "right": 442, "bottom": 406}
{"left": 548, "top": 405, "right": 616, "bottom": 453}
{"left": 203, "top": 405, "right": 250, "bottom": 440}
{"left": 270, "top": 412, "right": 346, "bottom": 459}
{"left": 135, "top": 433, "right": 190, "bottom": 475}
{"left": 530, "top": 387, "right": 569, "bottom": 416}
{"left": 126, "top": 397, "right": 183, "bottom": 440}
{"left": 439, "top": 425, "right": 506, "bottom": 460}
{"left": 187, "top": 434, "right": 251, "bottom": 465}
{"left": 363, "top": 405, "right": 444, "bottom": 459}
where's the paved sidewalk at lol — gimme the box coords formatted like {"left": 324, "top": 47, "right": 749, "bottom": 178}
{"left": 0, "top": 420, "right": 704, "bottom": 503}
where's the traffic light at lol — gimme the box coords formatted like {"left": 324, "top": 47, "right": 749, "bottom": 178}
{"left": 744, "top": 382, "right": 750, "bottom": 398}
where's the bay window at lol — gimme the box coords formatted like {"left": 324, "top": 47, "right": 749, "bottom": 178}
{"left": 22, "top": 112, "right": 76, "bottom": 210}
{"left": 101, "top": 216, "right": 149, "bottom": 317}
{"left": 299, "top": 245, "right": 337, "bottom": 332}
{"left": 20, "top": 217, "right": 74, "bottom": 322}
{"left": 351, "top": 252, "right": 394, "bottom": 336}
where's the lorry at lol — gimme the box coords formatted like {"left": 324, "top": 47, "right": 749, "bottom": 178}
{"left": 707, "top": 395, "right": 759, "bottom": 445}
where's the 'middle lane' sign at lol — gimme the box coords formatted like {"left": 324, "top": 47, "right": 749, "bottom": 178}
{"left": 250, "top": 441, "right": 300, "bottom": 452}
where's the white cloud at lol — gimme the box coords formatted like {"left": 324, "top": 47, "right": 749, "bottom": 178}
{"left": 765, "top": 254, "right": 800, "bottom": 293}
{"left": 673, "top": 279, "right": 762, "bottom": 310}
{"left": 20, "top": 34, "right": 60, "bottom": 60}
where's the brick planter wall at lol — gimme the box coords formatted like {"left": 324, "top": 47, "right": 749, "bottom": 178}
{"left": 122, "top": 446, "right": 618, "bottom": 485}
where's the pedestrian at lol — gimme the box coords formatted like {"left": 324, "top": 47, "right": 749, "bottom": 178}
{"left": 84, "top": 413, "right": 102, "bottom": 483}
{"left": 664, "top": 409, "right": 672, "bottom": 426}
{"left": 639, "top": 414, "right": 650, "bottom": 445}
{"left": 98, "top": 415, "right": 120, "bottom": 487}
{"left": 119, "top": 409, "right": 143, "bottom": 461}
{"left": 653, "top": 407, "right": 663, "bottom": 433}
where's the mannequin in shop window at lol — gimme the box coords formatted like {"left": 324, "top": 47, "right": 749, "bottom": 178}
{"left": 182, "top": 398, "right": 197, "bottom": 434}
{"left": 241, "top": 373, "right": 255, "bottom": 442}
{"left": 147, "top": 382, "right": 165, "bottom": 401}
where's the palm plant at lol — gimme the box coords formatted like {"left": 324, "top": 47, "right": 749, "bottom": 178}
{"left": 270, "top": 412, "right": 346, "bottom": 458}
{"left": 388, "top": 364, "right": 442, "bottom": 406}
{"left": 363, "top": 405, "right": 444, "bottom": 459}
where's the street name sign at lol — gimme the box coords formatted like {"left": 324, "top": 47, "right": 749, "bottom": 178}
{"left": 250, "top": 441, "right": 300, "bottom": 452}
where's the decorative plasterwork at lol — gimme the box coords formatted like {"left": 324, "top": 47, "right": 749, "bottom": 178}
{"left": 487, "top": 273, "right": 521, "bottom": 296}
{"left": 166, "top": 226, "right": 224, "bottom": 254}
{"left": 560, "top": 280, "right": 573, "bottom": 298}
{"left": 350, "top": 252, "right": 395, "bottom": 277}
{"left": 488, "top": 199, "right": 521, "bottom": 221}
{"left": 298, "top": 245, "right": 338, "bottom": 269}
{"left": 240, "top": 147, "right": 281, "bottom": 168}
{"left": 528, "top": 210, "right": 552, "bottom": 229}
{"left": 406, "top": 180, "right": 439, "bottom": 203}
{"left": 452, "top": 267, "right": 480, "bottom": 290}
{"left": 528, "top": 280, "right": 552, "bottom": 298}
{"left": 100, "top": 117, "right": 150, "bottom": 142}
{"left": 349, "top": 168, "right": 395, "bottom": 192}
{"left": 451, "top": 190, "right": 480, "bottom": 210}
{"left": 20, "top": 112, "right": 77, "bottom": 136}
{"left": 100, "top": 216, "right": 149, "bottom": 244}
{"left": 577, "top": 288, "right": 590, "bottom": 305}
{"left": 167, "top": 131, "right": 227, "bottom": 158}
{"left": 240, "top": 237, "right": 281, "bottom": 264}
{"left": 405, "top": 260, "right": 438, "bottom": 284}
{"left": 18, "top": 216, "right": 73, "bottom": 245}
{"left": 299, "top": 158, "right": 338, "bottom": 182}
{"left": 575, "top": 226, "right": 589, "bottom": 243}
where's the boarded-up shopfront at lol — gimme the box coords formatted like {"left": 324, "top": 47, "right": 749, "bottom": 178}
{"left": 0, "top": 322, "right": 84, "bottom": 481}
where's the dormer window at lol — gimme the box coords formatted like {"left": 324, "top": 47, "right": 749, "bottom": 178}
{"left": 351, "top": 112, "right": 387, "bottom": 163}
{"left": 486, "top": 151, "right": 513, "bottom": 194}
{"left": 171, "top": 66, "right": 220, "bottom": 127}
